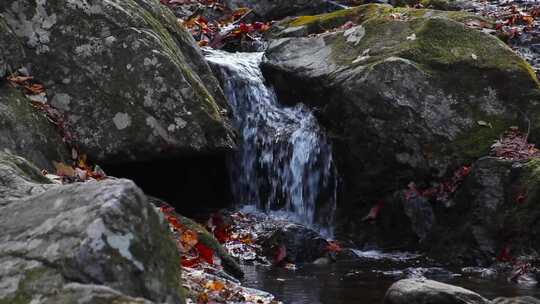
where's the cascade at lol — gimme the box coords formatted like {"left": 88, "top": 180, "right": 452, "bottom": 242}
{"left": 206, "top": 50, "right": 337, "bottom": 236}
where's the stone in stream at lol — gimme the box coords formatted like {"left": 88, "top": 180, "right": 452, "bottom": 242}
{"left": 261, "top": 223, "right": 330, "bottom": 264}
{"left": 0, "top": 153, "right": 184, "bottom": 303}
{"left": 0, "top": 0, "right": 235, "bottom": 164}
{"left": 492, "top": 297, "right": 540, "bottom": 304}
{"left": 262, "top": 4, "right": 540, "bottom": 246}
{"left": 384, "top": 279, "right": 491, "bottom": 304}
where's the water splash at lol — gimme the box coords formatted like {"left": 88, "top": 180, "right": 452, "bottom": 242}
{"left": 205, "top": 50, "right": 337, "bottom": 236}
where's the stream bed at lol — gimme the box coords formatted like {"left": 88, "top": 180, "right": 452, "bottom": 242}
{"left": 240, "top": 254, "right": 540, "bottom": 304}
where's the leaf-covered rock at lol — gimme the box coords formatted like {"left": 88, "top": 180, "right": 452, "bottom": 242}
{"left": 0, "top": 0, "right": 235, "bottom": 164}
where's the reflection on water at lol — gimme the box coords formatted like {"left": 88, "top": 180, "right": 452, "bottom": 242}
{"left": 240, "top": 253, "right": 540, "bottom": 304}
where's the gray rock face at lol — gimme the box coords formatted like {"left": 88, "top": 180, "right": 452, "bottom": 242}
{"left": 225, "top": 0, "right": 331, "bottom": 21}
{"left": 0, "top": 152, "right": 54, "bottom": 205}
{"left": 429, "top": 157, "right": 540, "bottom": 265}
{"left": 262, "top": 4, "right": 540, "bottom": 243}
{"left": 0, "top": 154, "right": 183, "bottom": 303}
{"left": 384, "top": 279, "right": 491, "bottom": 304}
{"left": 0, "top": 0, "right": 235, "bottom": 164}
{"left": 0, "top": 84, "right": 70, "bottom": 170}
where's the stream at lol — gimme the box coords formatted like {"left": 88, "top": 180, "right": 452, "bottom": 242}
{"left": 204, "top": 49, "right": 540, "bottom": 303}
{"left": 240, "top": 255, "right": 540, "bottom": 304}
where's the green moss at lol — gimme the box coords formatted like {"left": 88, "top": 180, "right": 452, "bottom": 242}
{"left": 452, "top": 118, "right": 509, "bottom": 160}
{"left": 277, "top": 3, "right": 490, "bottom": 38}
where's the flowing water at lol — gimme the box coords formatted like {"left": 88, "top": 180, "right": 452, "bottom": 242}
{"left": 205, "top": 50, "right": 337, "bottom": 236}
{"left": 203, "top": 50, "right": 540, "bottom": 303}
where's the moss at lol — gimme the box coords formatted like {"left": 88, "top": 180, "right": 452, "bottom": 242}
{"left": 452, "top": 118, "right": 510, "bottom": 160}
{"left": 277, "top": 3, "right": 490, "bottom": 38}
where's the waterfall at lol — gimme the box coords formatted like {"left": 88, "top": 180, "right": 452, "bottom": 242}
{"left": 205, "top": 50, "right": 337, "bottom": 236}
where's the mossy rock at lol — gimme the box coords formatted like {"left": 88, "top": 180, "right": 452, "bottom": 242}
{"left": 0, "top": 0, "right": 235, "bottom": 164}
{"left": 0, "top": 84, "right": 70, "bottom": 170}
{"left": 262, "top": 4, "right": 540, "bottom": 243}
{"left": 177, "top": 215, "right": 244, "bottom": 278}
{"left": 267, "top": 3, "right": 491, "bottom": 38}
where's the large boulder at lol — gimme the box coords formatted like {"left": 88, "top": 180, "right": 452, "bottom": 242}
{"left": 262, "top": 4, "right": 540, "bottom": 241}
{"left": 0, "top": 153, "right": 184, "bottom": 303}
{"left": 224, "top": 0, "right": 337, "bottom": 21}
{"left": 0, "top": 83, "right": 70, "bottom": 170}
{"left": 0, "top": 0, "right": 235, "bottom": 164}
{"left": 384, "top": 279, "right": 491, "bottom": 304}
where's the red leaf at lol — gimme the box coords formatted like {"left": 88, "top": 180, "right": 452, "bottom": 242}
{"left": 273, "top": 244, "right": 287, "bottom": 265}
{"left": 181, "top": 257, "right": 200, "bottom": 268}
{"left": 325, "top": 241, "right": 342, "bottom": 253}
{"left": 362, "top": 200, "right": 384, "bottom": 221}
{"left": 195, "top": 243, "right": 214, "bottom": 265}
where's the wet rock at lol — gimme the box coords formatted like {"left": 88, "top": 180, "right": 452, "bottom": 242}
{"left": 384, "top": 279, "right": 490, "bottom": 304}
{"left": 0, "top": 0, "right": 235, "bottom": 164}
{"left": 262, "top": 4, "right": 540, "bottom": 245}
{"left": 224, "top": 0, "right": 333, "bottom": 21}
{"left": 0, "top": 84, "right": 70, "bottom": 170}
{"left": 374, "top": 191, "right": 435, "bottom": 248}
{"left": 492, "top": 297, "right": 540, "bottom": 304}
{"left": 428, "top": 157, "right": 540, "bottom": 265}
{"left": 262, "top": 223, "right": 329, "bottom": 264}
{"left": 0, "top": 154, "right": 183, "bottom": 303}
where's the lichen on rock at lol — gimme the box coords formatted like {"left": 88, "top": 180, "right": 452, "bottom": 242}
{"left": 0, "top": 0, "right": 236, "bottom": 164}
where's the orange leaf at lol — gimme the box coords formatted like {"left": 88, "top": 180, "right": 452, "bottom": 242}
{"left": 205, "top": 280, "right": 225, "bottom": 292}
{"left": 180, "top": 229, "right": 199, "bottom": 252}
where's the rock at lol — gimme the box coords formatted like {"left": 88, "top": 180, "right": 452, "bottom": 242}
{"left": 426, "top": 156, "right": 540, "bottom": 265}
{"left": 374, "top": 191, "right": 435, "bottom": 248}
{"left": 493, "top": 297, "right": 540, "bottom": 304}
{"left": 384, "top": 279, "right": 491, "bottom": 304}
{"left": 0, "top": 152, "right": 55, "bottom": 205}
{"left": 391, "top": 0, "right": 476, "bottom": 11}
{"left": 0, "top": 84, "right": 70, "bottom": 170}
{"left": 262, "top": 4, "right": 540, "bottom": 244}
{"left": 224, "top": 0, "right": 334, "bottom": 21}
{"left": 0, "top": 0, "right": 235, "bottom": 164}
{"left": 262, "top": 223, "right": 329, "bottom": 264}
{"left": 0, "top": 154, "right": 183, "bottom": 303}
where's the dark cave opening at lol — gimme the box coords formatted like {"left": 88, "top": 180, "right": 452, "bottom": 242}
{"left": 102, "top": 153, "right": 233, "bottom": 218}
